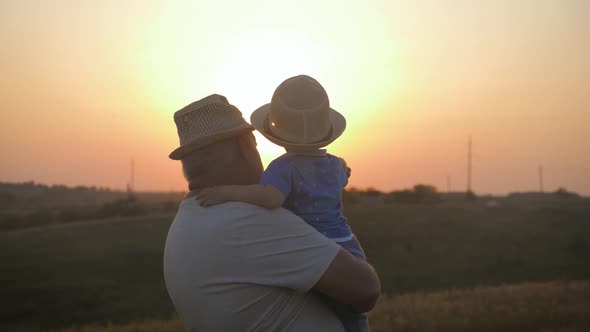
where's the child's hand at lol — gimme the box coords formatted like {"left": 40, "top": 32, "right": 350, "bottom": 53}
{"left": 195, "top": 186, "right": 233, "bottom": 207}
{"left": 339, "top": 157, "right": 352, "bottom": 178}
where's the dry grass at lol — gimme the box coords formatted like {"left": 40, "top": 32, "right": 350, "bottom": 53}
{"left": 48, "top": 320, "right": 184, "bottom": 332}
{"left": 42, "top": 280, "right": 590, "bottom": 332}
{"left": 368, "top": 280, "right": 590, "bottom": 332}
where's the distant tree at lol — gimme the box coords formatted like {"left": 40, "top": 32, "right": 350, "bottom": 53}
{"left": 365, "top": 187, "right": 383, "bottom": 197}
{"left": 466, "top": 190, "right": 477, "bottom": 201}
{"left": 342, "top": 188, "right": 362, "bottom": 205}
{"left": 50, "top": 184, "right": 68, "bottom": 192}
{"left": 414, "top": 184, "right": 440, "bottom": 203}
{"left": 554, "top": 187, "right": 580, "bottom": 199}
{"left": 22, "top": 181, "right": 39, "bottom": 189}
{"left": 385, "top": 189, "right": 416, "bottom": 204}
{"left": 101, "top": 197, "right": 145, "bottom": 217}
{"left": 385, "top": 184, "right": 441, "bottom": 204}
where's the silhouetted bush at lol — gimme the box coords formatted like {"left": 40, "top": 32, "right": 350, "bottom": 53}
{"left": 342, "top": 188, "right": 362, "bottom": 205}
{"left": 384, "top": 189, "right": 415, "bottom": 204}
{"left": 101, "top": 198, "right": 146, "bottom": 218}
{"left": 555, "top": 187, "right": 580, "bottom": 199}
{"left": 366, "top": 187, "right": 384, "bottom": 197}
{"left": 385, "top": 184, "right": 441, "bottom": 204}
{"left": 414, "top": 184, "right": 441, "bottom": 203}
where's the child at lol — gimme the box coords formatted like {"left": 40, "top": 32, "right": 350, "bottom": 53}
{"left": 196, "top": 75, "right": 369, "bottom": 332}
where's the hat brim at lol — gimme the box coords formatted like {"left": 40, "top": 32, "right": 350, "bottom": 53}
{"left": 250, "top": 104, "right": 346, "bottom": 151}
{"left": 168, "top": 124, "right": 254, "bottom": 160}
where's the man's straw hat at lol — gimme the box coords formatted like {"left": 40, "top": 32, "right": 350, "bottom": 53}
{"left": 169, "top": 94, "right": 253, "bottom": 160}
{"left": 251, "top": 75, "right": 346, "bottom": 151}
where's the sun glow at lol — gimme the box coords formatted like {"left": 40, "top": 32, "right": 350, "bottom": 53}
{"left": 2, "top": 1, "right": 590, "bottom": 193}
{"left": 207, "top": 28, "right": 329, "bottom": 164}
{"left": 134, "top": 0, "right": 402, "bottom": 171}
{"left": 136, "top": 22, "right": 332, "bottom": 165}
{"left": 210, "top": 29, "right": 324, "bottom": 113}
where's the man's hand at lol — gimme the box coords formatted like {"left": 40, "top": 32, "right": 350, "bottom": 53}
{"left": 195, "top": 186, "right": 234, "bottom": 207}
{"left": 314, "top": 249, "right": 380, "bottom": 313}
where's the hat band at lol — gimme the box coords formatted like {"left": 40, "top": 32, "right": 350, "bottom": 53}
{"left": 264, "top": 117, "right": 333, "bottom": 145}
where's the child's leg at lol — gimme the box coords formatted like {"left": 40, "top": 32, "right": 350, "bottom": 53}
{"left": 325, "top": 236, "right": 370, "bottom": 332}
{"left": 316, "top": 291, "right": 369, "bottom": 332}
{"left": 338, "top": 236, "right": 366, "bottom": 261}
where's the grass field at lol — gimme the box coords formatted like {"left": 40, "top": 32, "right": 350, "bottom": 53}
{"left": 45, "top": 280, "right": 590, "bottom": 332}
{"left": 1, "top": 201, "right": 590, "bottom": 330}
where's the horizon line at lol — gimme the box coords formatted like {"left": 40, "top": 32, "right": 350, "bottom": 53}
{"left": 1, "top": 180, "right": 587, "bottom": 198}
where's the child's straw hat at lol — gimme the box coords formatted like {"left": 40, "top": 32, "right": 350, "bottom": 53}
{"left": 250, "top": 75, "right": 346, "bottom": 151}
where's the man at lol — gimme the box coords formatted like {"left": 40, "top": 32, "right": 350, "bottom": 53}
{"left": 164, "top": 94, "right": 380, "bottom": 331}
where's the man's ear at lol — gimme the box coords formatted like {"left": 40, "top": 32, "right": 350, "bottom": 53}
{"left": 237, "top": 133, "right": 263, "bottom": 174}
{"left": 237, "top": 133, "right": 257, "bottom": 157}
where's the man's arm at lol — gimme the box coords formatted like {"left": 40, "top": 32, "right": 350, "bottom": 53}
{"left": 195, "top": 184, "right": 285, "bottom": 209}
{"left": 224, "top": 206, "right": 380, "bottom": 314}
{"left": 314, "top": 249, "right": 381, "bottom": 313}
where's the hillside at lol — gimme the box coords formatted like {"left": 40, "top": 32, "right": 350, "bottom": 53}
{"left": 1, "top": 202, "right": 589, "bottom": 330}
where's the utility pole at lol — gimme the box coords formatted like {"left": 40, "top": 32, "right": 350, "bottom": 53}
{"left": 130, "top": 158, "right": 135, "bottom": 192}
{"left": 127, "top": 158, "right": 135, "bottom": 199}
{"left": 538, "top": 164, "right": 544, "bottom": 193}
{"left": 467, "top": 135, "right": 472, "bottom": 193}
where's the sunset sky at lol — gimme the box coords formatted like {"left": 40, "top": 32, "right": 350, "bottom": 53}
{"left": 1, "top": 0, "right": 589, "bottom": 195}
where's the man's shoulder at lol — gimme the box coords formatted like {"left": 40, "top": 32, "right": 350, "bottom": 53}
{"left": 173, "top": 199, "right": 335, "bottom": 250}
{"left": 169, "top": 199, "right": 316, "bottom": 257}
{"left": 176, "top": 198, "right": 301, "bottom": 225}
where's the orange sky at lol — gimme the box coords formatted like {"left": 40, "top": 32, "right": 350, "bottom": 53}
{"left": 1, "top": 0, "right": 589, "bottom": 195}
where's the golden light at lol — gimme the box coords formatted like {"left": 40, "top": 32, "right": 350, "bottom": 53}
{"left": 134, "top": 0, "right": 402, "bottom": 171}
{"left": 206, "top": 27, "right": 327, "bottom": 165}
{"left": 136, "top": 21, "right": 332, "bottom": 165}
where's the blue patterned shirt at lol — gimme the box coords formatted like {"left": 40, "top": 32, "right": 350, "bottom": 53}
{"left": 260, "top": 150, "right": 353, "bottom": 242}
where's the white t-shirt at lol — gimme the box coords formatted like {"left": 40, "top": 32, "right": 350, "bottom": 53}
{"left": 163, "top": 198, "right": 345, "bottom": 332}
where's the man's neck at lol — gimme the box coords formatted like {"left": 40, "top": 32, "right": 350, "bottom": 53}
{"left": 187, "top": 159, "right": 259, "bottom": 194}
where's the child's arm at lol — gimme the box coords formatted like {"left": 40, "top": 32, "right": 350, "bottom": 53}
{"left": 195, "top": 184, "right": 285, "bottom": 209}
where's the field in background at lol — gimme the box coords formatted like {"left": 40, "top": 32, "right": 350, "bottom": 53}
{"left": 0, "top": 182, "right": 184, "bottom": 231}
{"left": 1, "top": 183, "right": 589, "bottom": 331}
{"left": 44, "top": 281, "right": 590, "bottom": 332}
{"left": 347, "top": 202, "right": 590, "bottom": 293}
